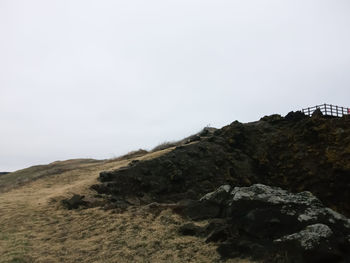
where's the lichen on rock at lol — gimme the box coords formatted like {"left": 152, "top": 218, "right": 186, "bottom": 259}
{"left": 179, "top": 184, "right": 350, "bottom": 263}
{"left": 274, "top": 224, "right": 333, "bottom": 250}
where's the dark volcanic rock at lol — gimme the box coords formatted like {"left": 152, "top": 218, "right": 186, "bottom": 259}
{"left": 92, "top": 137, "right": 245, "bottom": 203}
{"left": 61, "top": 194, "right": 87, "bottom": 210}
{"left": 312, "top": 108, "right": 323, "bottom": 118}
{"left": 88, "top": 113, "right": 350, "bottom": 261}
{"left": 178, "top": 223, "right": 203, "bottom": 236}
{"left": 284, "top": 111, "right": 307, "bottom": 121}
{"left": 180, "top": 184, "right": 350, "bottom": 263}
{"left": 92, "top": 114, "right": 350, "bottom": 216}
{"left": 181, "top": 199, "right": 221, "bottom": 220}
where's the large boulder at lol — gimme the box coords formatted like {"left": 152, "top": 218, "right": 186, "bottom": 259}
{"left": 179, "top": 184, "right": 350, "bottom": 263}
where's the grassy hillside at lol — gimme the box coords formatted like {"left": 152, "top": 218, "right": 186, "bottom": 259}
{"left": 0, "top": 159, "right": 102, "bottom": 193}
{"left": 0, "top": 147, "right": 250, "bottom": 263}
{"left": 3, "top": 113, "right": 348, "bottom": 262}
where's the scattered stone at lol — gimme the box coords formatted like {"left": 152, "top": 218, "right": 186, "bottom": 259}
{"left": 61, "top": 194, "right": 87, "bottom": 210}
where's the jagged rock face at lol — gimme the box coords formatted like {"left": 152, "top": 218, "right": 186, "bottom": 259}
{"left": 179, "top": 184, "right": 350, "bottom": 263}
{"left": 91, "top": 140, "right": 244, "bottom": 203}
{"left": 92, "top": 113, "right": 350, "bottom": 216}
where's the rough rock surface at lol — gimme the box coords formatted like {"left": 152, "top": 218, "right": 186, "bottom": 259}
{"left": 87, "top": 112, "right": 350, "bottom": 261}
{"left": 178, "top": 184, "right": 350, "bottom": 263}
{"left": 61, "top": 194, "right": 108, "bottom": 210}
{"left": 92, "top": 112, "right": 350, "bottom": 216}
{"left": 61, "top": 194, "right": 87, "bottom": 210}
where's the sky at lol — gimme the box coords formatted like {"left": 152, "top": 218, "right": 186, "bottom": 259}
{"left": 1, "top": 0, "right": 350, "bottom": 171}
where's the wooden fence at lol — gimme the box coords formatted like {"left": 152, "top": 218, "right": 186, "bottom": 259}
{"left": 302, "top": 104, "right": 350, "bottom": 117}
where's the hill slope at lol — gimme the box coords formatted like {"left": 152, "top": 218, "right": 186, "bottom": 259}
{"left": 0, "top": 149, "right": 249, "bottom": 263}
{"left": 0, "top": 159, "right": 102, "bottom": 193}
{"left": 1, "top": 112, "right": 349, "bottom": 263}
{"left": 93, "top": 113, "right": 350, "bottom": 217}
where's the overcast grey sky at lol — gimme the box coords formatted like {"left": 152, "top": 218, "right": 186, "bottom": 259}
{"left": 1, "top": 0, "right": 350, "bottom": 171}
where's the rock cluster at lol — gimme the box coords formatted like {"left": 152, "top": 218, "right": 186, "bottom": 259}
{"left": 87, "top": 112, "right": 350, "bottom": 261}
{"left": 61, "top": 194, "right": 87, "bottom": 210}
{"left": 178, "top": 184, "right": 350, "bottom": 263}
{"left": 61, "top": 194, "right": 106, "bottom": 210}
{"left": 92, "top": 112, "right": 350, "bottom": 216}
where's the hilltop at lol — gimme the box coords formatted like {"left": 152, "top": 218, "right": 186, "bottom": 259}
{"left": 0, "top": 111, "right": 349, "bottom": 263}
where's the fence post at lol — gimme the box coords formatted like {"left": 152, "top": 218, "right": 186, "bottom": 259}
{"left": 324, "top": 103, "right": 327, "bottom": 115}
{"left": 308, "top": 107, "right": 310, "bottom": 116}
{"left": 330, "top": 104, "right": 333, "bottom": 116}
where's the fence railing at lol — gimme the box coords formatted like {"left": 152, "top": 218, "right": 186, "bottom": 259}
{"left": 302, "top": 104, "right": 350, "bottom": 117}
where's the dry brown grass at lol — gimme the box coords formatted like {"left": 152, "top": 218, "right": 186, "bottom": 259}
{"left": 0, "top": 159, "right": 102, "bottom": 193}
{"left": 105, "top": 149, "right": 149, "bottom": 163}
{"left": 0, "top": 148, "right": 255, "bottom": 263}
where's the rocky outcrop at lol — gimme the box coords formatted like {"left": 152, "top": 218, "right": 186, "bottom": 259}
{"left": 61, "top": 194, "right": 88, "bottom": 209}
{"left": 61, "top": 194, "right": 107, "bottom": 210}
{"left": 86, "top": 112, "right": 350, "bottom": 261}
{"left": 91, "top": 139, "right": 240, "bottom": 204}
{"left": 178, "top": 184, "right": 350, "bottom": 263}
{"left": 92, "top": 113, "right": 350, "bottom": 216}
